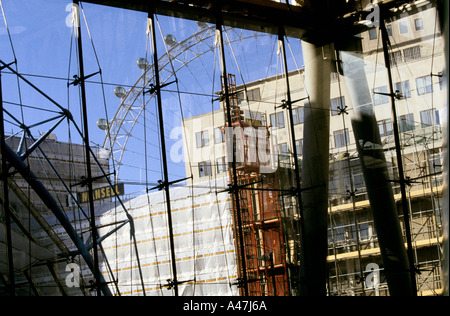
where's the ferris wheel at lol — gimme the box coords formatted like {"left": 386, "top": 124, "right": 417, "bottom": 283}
{"left": 101, "top": 22, "right": 271, "bottom": 186}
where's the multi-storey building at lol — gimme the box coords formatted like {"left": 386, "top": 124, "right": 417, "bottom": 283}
{"left": 5, "top": 134, "right": 111, "bottom": 213}
{"left": 182, "top": 1, "right": 446, "bottom": 295}
{"left": 2, "top": 134, "right": 111, "bottom": 296}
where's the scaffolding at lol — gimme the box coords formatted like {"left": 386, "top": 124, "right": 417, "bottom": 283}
{"left": 327, "top": 121, "right": 444, "bottom": 296}
{"left": 222, "top": 74, "right": 290, "bottom": 296}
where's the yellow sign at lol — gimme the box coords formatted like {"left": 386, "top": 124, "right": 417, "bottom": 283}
{"left": 77, "top": 183, "right": 124, "bottom": 204}
{"left": 245, "top": 118, "right": 262, "bottom": 126}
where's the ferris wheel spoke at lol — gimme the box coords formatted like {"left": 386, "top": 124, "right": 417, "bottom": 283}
{"left": 104, "top": 22, "right": 267, "bottom": 183}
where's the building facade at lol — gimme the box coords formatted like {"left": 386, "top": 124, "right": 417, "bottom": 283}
{"left": 182, "top": 2, "right": 446, "bottom": 295}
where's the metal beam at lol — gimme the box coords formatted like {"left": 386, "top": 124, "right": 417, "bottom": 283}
{"left": 79, "top": 0, "right": 431, "bottom": 47}
{"left": 277, "top": 27, "right": 307, "bottom": 296}
{"left": 47, "top": 263, "right": 69, "bottom": 296}
{"left": 3, "top": 143, "right": 113, "bottom": 296}
{"left": 0, "top": 62, "right": 16, "bottom": 296}
{"left": 79, "top": 0, "right": 312, "bottom": 38}
{"left": 437, "top": 0, "right": 448, "bottom": 297}
{"left": 147, "top": 4, "right": 178, "bottom": 296}
{"left": 23, "top": 270, "right": 43, "bottom": 296}
{"left": 72, "top": 0, "right": 102, "bottom": 296}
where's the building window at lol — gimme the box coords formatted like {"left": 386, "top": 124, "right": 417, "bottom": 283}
{"left": 214, "top": 127, "right": 225, "bottom": 144}
{"left": 399, "top": 114, "right": 415, "bottom": 133}
{"left": 403, "top": 46, "right": 421, "bottom": 61}
{"left": 270, "top": 112, "right": 285, "bottom": 129}
{"left": 378, "top": 119, "right": 393, "bottom": 137}
{"left": 420, "top": 109, "right": 440, "bottom": 128}
{"left": 331, "top": 72, "right": 339, "bottom": 82}
{"left": 295, "top": 139, "right": 303, "bottom": 157}
{"left": 416, "top": 75, "right": 433, "bottom": 95}
{"left": 331, "top": 97, "right": 345, "bottom": 116}
{"left": 414, "top": 18, "right": 424, "bottom": 31}
{"left": 334, "top": 129, "right": 350, "bottom": 149}
{"left": 369, "top": 28, "right": 377, "bottom": 40}
{"left": 196, "top": 131, "right": 209, "bottom": 148}
{"left": 198, "top": 161, "right": 212, "bottom": 178}
{"left": 395, "top": 80, "right": 411, "bottom": 99}
{"left": 279, "top": 143, "right": 288, "bottom": 158}
{"left": 429, "top": 154, "right": 442, "bottom": 174}
{"left": 236, "top": 91, "right": 245, "bottom": 105}
{"left": 390, "top": 51, "right": 403, "bottom": 65}
{"left": 216, "top": 157, "right": 227, "bottom": 174}
{"left": 399, "top": 21, "right": 408, "bottom": 34}
{"left": 386, "top": 24, "right": 393, "bottom": 36}
{"left": 247, "top": 88, "right": 261, "bottom": 102}
{"left": 373, "top": 86, "right": 389, "bottom": 105}
{"left": 292, "top": 107, "right": 304, "bottom": 125}
{"left": 277, "top": 112, "right": 285, "bottom": 128}
{"left": 292, "top": 108, "right": 298, "bottom": 125}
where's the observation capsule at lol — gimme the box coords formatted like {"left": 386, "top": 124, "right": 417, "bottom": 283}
{"left": 164, "top": 34, "right": 178, "bottom": 47}
{"left": 97, "top": 118, "right": 108, "bottom": 131}
{"left": 137, "top": 58, "right": 149, "bottom": 70}
{"left": 114, "top": 86, "right": 127, "bottom": 99}
{"left": 196, "top": 21, "right": 208, "bottom": 29}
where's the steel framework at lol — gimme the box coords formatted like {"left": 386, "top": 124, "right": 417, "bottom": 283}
{"left": 1, "top": 0, "right": 448, "bottom": 297}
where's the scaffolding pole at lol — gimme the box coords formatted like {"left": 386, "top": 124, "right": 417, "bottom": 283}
{"left": 277, "top": 27, "right": 306, "bottom": 296}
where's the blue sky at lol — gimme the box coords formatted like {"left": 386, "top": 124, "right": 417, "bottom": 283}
{"left": 1, "top": 0, "right": 303, "bottom": 195}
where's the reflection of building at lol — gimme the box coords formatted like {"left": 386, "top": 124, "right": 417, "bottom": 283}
{"left": 2, "top": 134, "right": 111, "bottom": 296}
{"left": 182, "top": 2, "right": 445, "bottom": 296}
{"left": 6, "top": 134, "right": 111, "bottom": 211}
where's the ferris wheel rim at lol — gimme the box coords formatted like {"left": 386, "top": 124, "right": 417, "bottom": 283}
{"left": 102, "top": 24, "right": 269, "bottom": 181}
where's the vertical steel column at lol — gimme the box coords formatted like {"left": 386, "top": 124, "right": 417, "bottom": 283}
{"left": 379, "top": 12, "right": 417, "bottom": 294}
{"left": 73, "top": 0, "right": 101, "bottom": 296}
{"left": 300, "top": 40, "right": 332, "bottom": 296}
{"left": 278, "top": 28, "right": 306, "bottom": 296}
{"left": 0, "top": 61, "right": 15, "bottom": 296}
{"left": 437, "top": 0, "right": 448, "bottom": 297}
{"left": 147, "top": 7, "right": 178, "bottom": 296}
{"left": 216, "top": 17, "right": 249, "bottom": 296}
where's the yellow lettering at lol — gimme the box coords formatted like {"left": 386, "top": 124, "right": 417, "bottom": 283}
{"left": 101, "top": 187, "right": 106, "bottom": 198}
{"left": 82, "top": 192, "right": 88, "bottom": 203}
{"left": 95, "top": 188, "right": 101, "bottom": 200}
